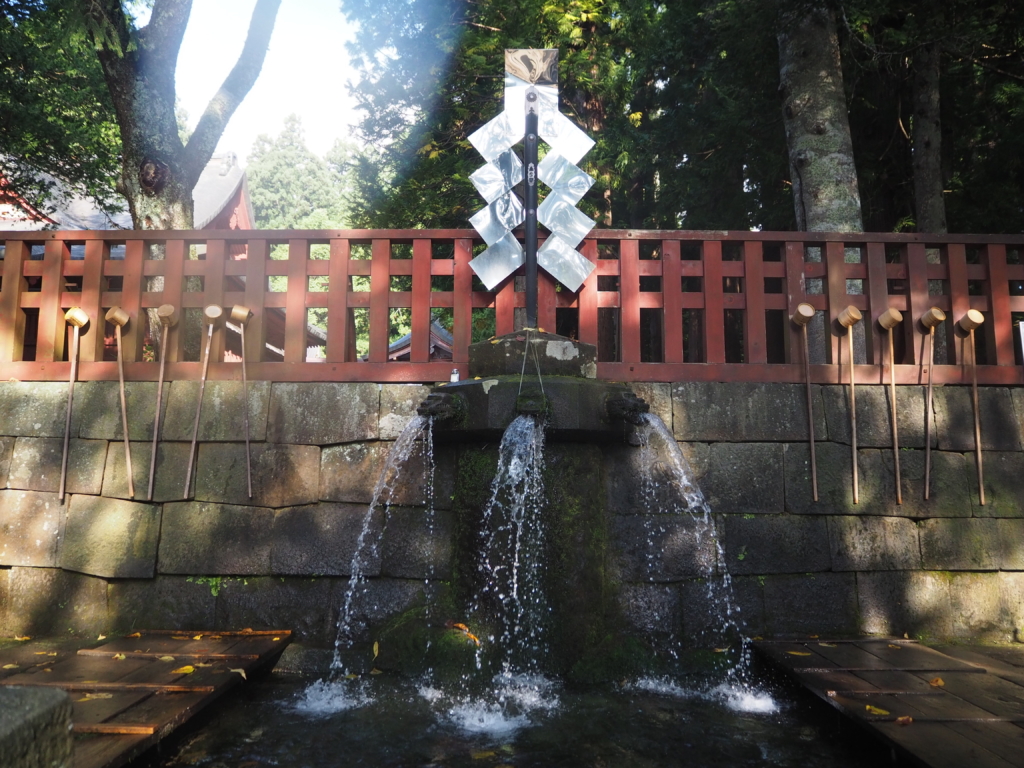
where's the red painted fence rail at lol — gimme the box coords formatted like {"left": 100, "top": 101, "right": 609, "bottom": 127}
{"left": 1, "top": 229, "right": 1022, "bottom": 385}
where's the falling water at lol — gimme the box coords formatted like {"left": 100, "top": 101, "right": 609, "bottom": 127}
{"left": 329, "top": 413, "right": 433, "bottom": 673}
{"left": 637, "top": 412, "right": 752, "bottom": 681}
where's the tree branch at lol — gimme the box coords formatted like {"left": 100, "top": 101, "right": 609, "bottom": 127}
{"left": 138, "top": 0, "right": 192, "bottom": 76}
{"left": 184, "top": 0, "right": 281, "bottom": 186}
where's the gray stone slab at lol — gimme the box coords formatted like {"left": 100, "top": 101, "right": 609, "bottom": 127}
{"left": 672, "top": 382, "right": 826, "bottom": 442}
{"left": 762, "top": 572, "right": 858, "bottom": 636}
{"left": 161, "top": 380, "right": 270, "bottom": 441}
{"left": 996, "top": 520, "right": 1024, "bottom": 570}
{"left": 948, "top": 572, "right": 1010, "bottom": 641}
{"left": 159, "top": 501, "right": 274, "bottom": 575}
{"left": 0, "top": 382, "right": 68, "bottom": 437}
{"left": 967, "top": 452, "right": 1024, "bottom": 517}
{"left": 271, "top": 502, "right": 383, "bottom": 577}
{"left": 101, "top": 440, "right": 190, "bottom": 502}
{"left": 0, "top": 436, "right": 15, "bottom": 487}
{"left": 919, "top": 517, "right": 1000, "bottom": 570}
{"left": 702, "top": 443, "right": 784, "bottom": 514}
{"left": 107, "top": 575, "right": 217, "bottom": 634}
{"left": 74, "top": 381, "right": 163, "bottom": 441}
{"left": 934, "top": 386, "right": 1021, "bottom": 451}
{"left": 195, "top": 442, "right": 320, "bottom": 508}
{"left": 617, "top": 582, "right": 681, "bottom": 637}
{"left": 330, "top": 577, "right": 426, "bottom": 642}
{"left": 5, "top": 566, "right": 108, "bottom": 636}
{"left": 822, "top": 384, "right": 930, "bottom": 448}
{"left": 59, "top": 494, "right": 160, "bottom": 579}
{"left": 380, "top": 507, "right": 454, "bottom": 580}
{"left": 320, "top": 441, "right": 429, "bottom": 506}
{"left": 603, "top": 440, "right": 709, "bottom": 516}
{"left": 0, "top": 686, "right": 72, "bottom": 768}
{"left": 1000, "top": 572, "right": 1024, "bottom": 642}
{"left": 720, "top": 514, "right": 831, "bottom": 574}
{"left": 827, "top": 516, "right": 921, "bottom": 571}
{"left": 784, "top": 443, "right": 972, "bottom": 518}
{"left": 268, "top": 383, "right": 379, "bottom": 444}
{"left": 0, "top": 490, "right": 65, "bottom": 567}
{"left": 611, "top": 513, "right": 718, "bottom": 582}
{"left": 678, "top": 574, "right": 763, "bottom": 641}
{"left": 380, "top": 384, "right": 432, "bottom": 440}
{"left": 214, "top": 576, "right": 341, "bottom": 645}
{"left": 856, "top": 571, "right": 953, "bottom": 639}
{"left": 7, "top": 437, "right": 107, "bottom": 495}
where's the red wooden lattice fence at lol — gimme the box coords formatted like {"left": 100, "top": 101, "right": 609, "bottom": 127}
{"left": 0, "top": 229, "right": 1022, "bottom": 385}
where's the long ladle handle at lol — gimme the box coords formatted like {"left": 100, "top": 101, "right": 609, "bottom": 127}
{"left": 185, "top": 322, "right": 215, "bottom": 498}
{"left": 115, "top": 324, "right": 134, "bottom": 498}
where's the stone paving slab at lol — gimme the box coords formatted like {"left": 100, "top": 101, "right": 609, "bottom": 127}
{"left": 756, "top": 637, "right": 1024, "bottom": 768}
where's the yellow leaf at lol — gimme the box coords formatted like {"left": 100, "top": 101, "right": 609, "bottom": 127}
{"left": 97, "top": 635, "right": 106, "bottom": 641}
{"left": 172, "top": 635, "right": 190, "bottom": 640}
{"left": 865, "top": 705, "right": 890, "bottom": 716}
{"left": 372, "top": 641, "right": 379, "bottom": 661}
{"left": 193, "top": 635, "right": 203, "bottom": 640}
{"left": 465, "top": 632, "right": 481, "bottom": 647}
{"left": 713, "top": 647, "right": 729, "bottom": 653}
{"left": 77, "top": 692, "right": 113, "bottom": 702}
{"left": 113, "top": 653, "right": 126, "bottom": 661}
{"left": 787, "top": 651, "right": 812, "bottom": 656}
{"left": 272, "top": 637, "right": 280, "bottom": 641}
{"left": 818, "top": 642, "right": 838, "bottom": 648}
{"left": 370, "top": 668, "right": 383, "bottom": 675}
{"left": 929, "top": 677, "right": 945, "bottom": 687}
{"left": 34, "top": 652, "right": 48, "bottom": 655}
{"left": 472, "top": 751, "right": 496, "bottom": 760}
{"left": 2, "top": 664, "right": 19, "bottom": 669}
{"left": 209, "top": 635, "right": 222, "bottom": 640}
{"left": 888, "top": 644, "right": 902, "bottom": 650}
{"left": 196, "top": 662, "right": 213, "bottom": 667}
{"left": 14, "top": 636, "right": 30, "bottom": 641}
{"left": 230, "top": 668, "right": 247, "bottom": 680}
{"left": 126, "top": 632, "right": 141, "bottom": 638}
{"left": 752, "top": 636, "right": 764, "bottom": 641}
{"left": 896, "top": 716, "right": 914, "bottom": 726}
{"left": 43, "top": 668, "right": 51, "bottom": 673}
{"left": 172, "top": 665, "right": 195, "bottom": 674}
{"left": 345, "top": 673, "right": 358, "bottom": 680}
{"left": 808, "top": 635, "right": 819, "bottom": 639}
{"left": 158, "top": 656, "right": 175, "bottom": 662}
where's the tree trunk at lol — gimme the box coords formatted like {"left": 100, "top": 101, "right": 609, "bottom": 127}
{"left": 93, "top": 0, "right": 281, "bottom": 230}
{"left": 777, "top": 2, "right": 863, "bottom": 233}
{"left": 912, "top": 42, "right": 946, "bottom": 234}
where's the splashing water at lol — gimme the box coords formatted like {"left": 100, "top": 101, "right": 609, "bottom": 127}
{"left": 467, "top": 415, "right": 550, "bottom": 677}
{"left": 637, "top": 412, "right": 752, "bottom": 680}
{"left": 329, "top": 414, "right": 433, "bottom": 673}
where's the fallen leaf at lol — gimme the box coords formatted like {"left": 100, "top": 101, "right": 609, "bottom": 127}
{"left": 113, "top": 653, "right": 126, "bottom": 661}
{"left": 272, "top": 637, "right": 280, "bottom": 641}
{"left": 929, "top": 677, "right": 945, "bottom": 688}
{"left": 713, "top": 647, "right": 729, "bottom": 653}
{"left": 372, "top": 641, "right": 379, "bottom": 661}
{"left": 209, "top": 635, "right": 222, "bottom": 640}
{"left": 370, "top": 668, "right": 383, "bottom": 675}
{"left": 126, "top": 632, "right": 141, "bottom": 638}
{"left": 77, "top": 692, "right": 114, "bottom": 701}
{"left": 888, "top": 644, "right": 902, "bottom": 649}
{"left": 465, "top": 632, "right": 481, "bottom": 647}
{"left": 158, "top": 656, "right": 175, "bottom": 662}
{"left": 818, "top": 642, "right": 838, "bottom": 648}
{"left": 230, "top": 668, "right": 247, "bottom": 680}
{"left": 752, "top": 636, "right": 764, "bottom": 641}
{"left": 195, "top": 662, "right": 213, "bottom": 668}
{"left": 472, "top": 751, "right": 497, "bottom": 760}
{"left": 787, "top": 651, "right": 812, "bottom": 656}
{"left": 193, "top": 635, "right": 203, "bottom": 640}
{"left": 97, "top": 635, "right": 106, "bottom": 641}
{"left": 345, "top": 673, "right": 358, "bottom": 680}
{"left": 14, "top": 636, "right": 30, "bottom": 641}
{"left": 2, "top": 664, "right": 19, "bottom": 669}
{"left": 896, "top": 716, "right": 914, "bottom": 726}
{"left": 240, "top": 628, "right": 254, "bottom": 634}
{"left": 450, "top": 622, "right": 470, "bottom": 632}
{"left": 865, "top": 705, "right": 890, "bottom": 716}
{"left": 43, "top": 668, "right": 51, "bottom": 673}
{"left": 172, "top": 665, "right": 195, "bottom": 674}
{"left": 808, "top": 635, "right": 819, "bottom": 639}
{"left": 34, "top": 652, "right": 48, "bottom": 655}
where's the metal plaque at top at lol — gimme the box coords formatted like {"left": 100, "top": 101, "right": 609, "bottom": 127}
{"left": 505, "top": 49, "right": 558, "bottom": 85}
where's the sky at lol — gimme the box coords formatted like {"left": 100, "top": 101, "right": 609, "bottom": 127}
{"left": 172, "top": 0, "right": 361, "bottom": 165}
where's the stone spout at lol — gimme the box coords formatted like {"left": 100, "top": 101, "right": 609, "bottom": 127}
{"left": 417, "top": 391, "right": 467, "bottom": 424}
{"left": 606, "top": 390, "right": 649, "bottom": 426}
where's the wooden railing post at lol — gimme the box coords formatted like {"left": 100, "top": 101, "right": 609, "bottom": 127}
{"left": 158, "top": 239, "right": 183, "bottom": 363}
{"left": 984, "top": 243, "right": 1013, "bottom": 365}
{"left": 703, "top": 240, "right": 725, "bottom": 363}
{"left": 577, "top": 239, "right": 599, "bottom": 347}
{"left": 619, "top": 238, "right": 641, "bottom": 363}
{"left": 662, "top": 239, "right": 683, "bottom": 363}
{"left": 453, "top": 238, "right": 473, "bottom": 364}
{"left": 0, "top": 241, "right": 28, "bottom": 362}
{"left": 244, "top": 239, "right": 268, "bottom": 363}
{"left": 866, "top": 241, "right": 888, "bottom": 367}
{"left": 946, "top": 243, "right": 970, "bottom": 365}
{"left": 80, "top": 240, "right": 106, "bottom": 362}
{"left": 285, "top": 239, "right": 310, "bottom": 363}
{"left": 410, "top": 238, "right": 432, "bottom": 363}
{"left": 825, "top": 241, "right": 848, "bottom": 365}
{"left": 368, "top": 239, "right": 390, "bottom": 364}
{"left": 205, "top": 240, "right": 227, "bottom": 362}
{"left": 36, "top": 239, "right": 67, "bottom": 363}
{"left": 743, "top": 240, "right": 767, "bottom": 364}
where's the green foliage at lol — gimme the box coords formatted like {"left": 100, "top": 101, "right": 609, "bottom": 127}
{"left": 0, "top": 3, "right": 122, "bottom": 216}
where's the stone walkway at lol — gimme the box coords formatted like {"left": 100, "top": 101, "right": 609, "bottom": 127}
{"left": 755, "top": 638, "right": 1024, "bottom": 768}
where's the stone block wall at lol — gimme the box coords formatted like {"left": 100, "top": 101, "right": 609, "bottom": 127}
{"left": 1, "top": 379, "right": 1022, "bottom": 646}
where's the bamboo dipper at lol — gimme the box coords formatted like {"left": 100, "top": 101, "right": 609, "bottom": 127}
{"left": 838, "top": 305, "right": 863, "bottom": 504}
{"left": 185, "top": 305, "right": 223, "bottom": 498}
{"left": 878, "top": 308, "right": 904, "bottom": 504}
{"left": 230, "top": 305, "right": 254, "bottom": 499}
{"left": 59, "top": 307, "right": 90, "bottom": 503}
{"left": 105, "top": 306, "right": 134, "bottom": 498}
{"left": 148, "top": 304, "right": 178, "bottom": 500}
{"left": 920, "top": 307, "right": 945, "bottom": 500}
{"left": 791, "top": 303, "right": 818, "bottom": 501}
{"left": 959, "top": 309, "right": 986, "bottom": 505}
